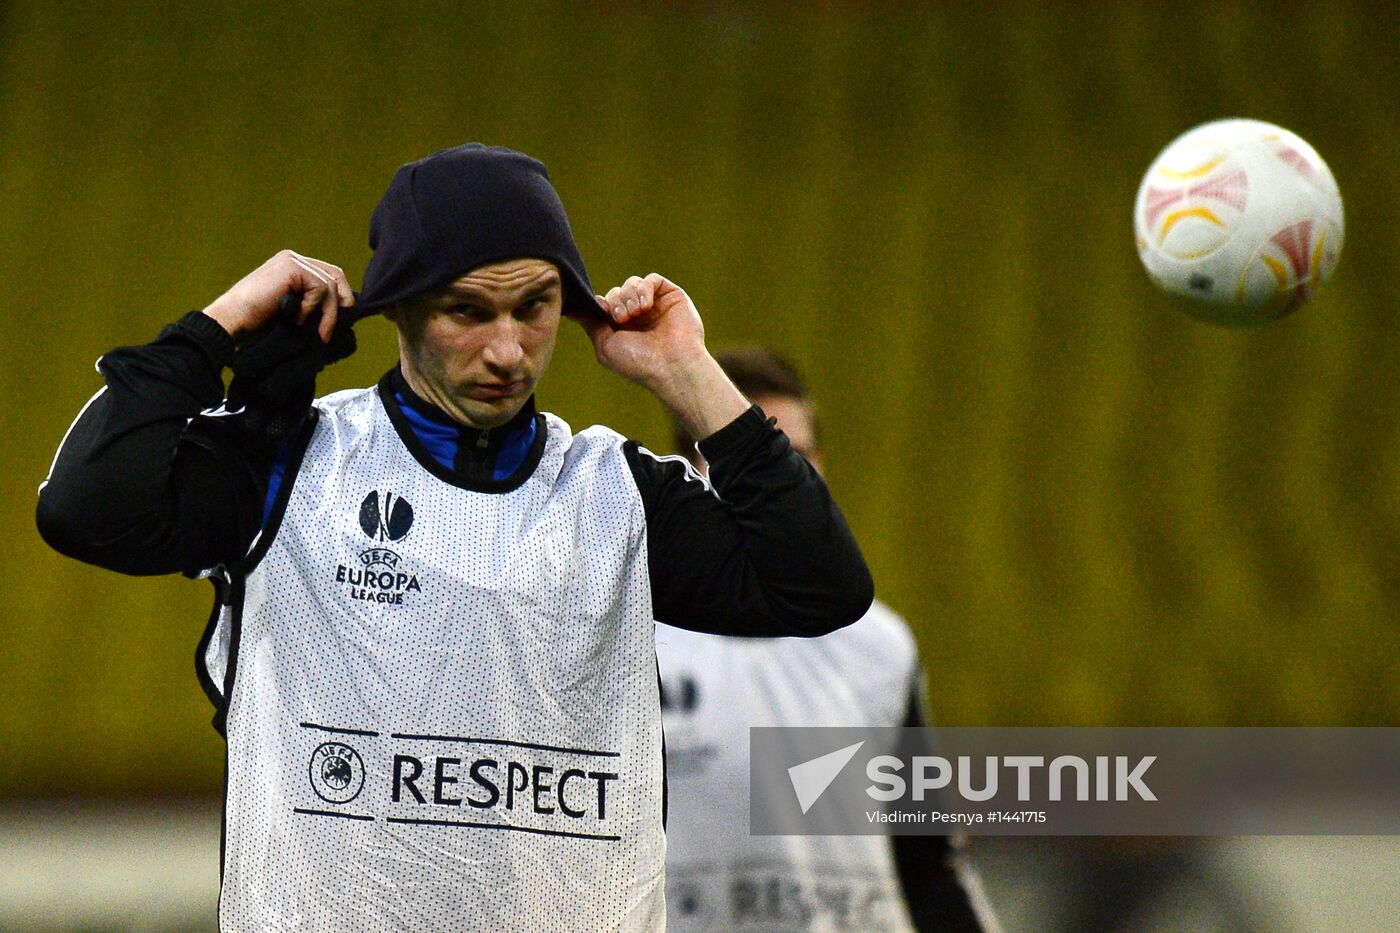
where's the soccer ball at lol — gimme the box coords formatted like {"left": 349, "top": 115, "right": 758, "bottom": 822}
{"left": 1133, "top": 118, "right": 1344, "bottom": 326}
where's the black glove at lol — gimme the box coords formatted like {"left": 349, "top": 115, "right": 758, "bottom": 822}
{"left": 227, "top": 293, "right": 358, "bottom": 439}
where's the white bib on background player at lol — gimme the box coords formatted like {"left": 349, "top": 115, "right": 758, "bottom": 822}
{"left": 656, "top": 601, "right": 918, "bottom": 932}
{"left": 201, "top": 386, "right": 665, "bottom": 932}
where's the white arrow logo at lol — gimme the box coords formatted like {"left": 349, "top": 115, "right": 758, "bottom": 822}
{"left": 787, "top": 741, "right": 865, "bottom": 814}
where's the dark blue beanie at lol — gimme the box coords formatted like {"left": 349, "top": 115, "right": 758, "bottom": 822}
{"left": 355, "top": 143, "right": 597, "bottom": 318}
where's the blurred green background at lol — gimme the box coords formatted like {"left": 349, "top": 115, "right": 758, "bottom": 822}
{"left": 2, "top": 0, "right": 1397, "bottom": 798}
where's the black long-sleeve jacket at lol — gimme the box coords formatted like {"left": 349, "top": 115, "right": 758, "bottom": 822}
{"left": 36, "top": 311, "right": 874, "bottom": 638}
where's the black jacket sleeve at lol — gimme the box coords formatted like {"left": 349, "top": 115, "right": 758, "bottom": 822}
{"left": 623, "top": 406, "right": 874, "bottom": 638}
{"left": 36, "top": 312, "right": 272, "bottom": 575}
{"left": 892, "top": 689, "right": 989, "bottom": 932}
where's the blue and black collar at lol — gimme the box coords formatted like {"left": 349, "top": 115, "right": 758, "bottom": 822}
{"left": 379, "top": 368, "right": 546, "bottom": 493}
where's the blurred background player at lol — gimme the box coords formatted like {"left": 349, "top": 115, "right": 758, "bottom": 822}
{"left": 656, "top": 347, "right": 999, "bottom": 932}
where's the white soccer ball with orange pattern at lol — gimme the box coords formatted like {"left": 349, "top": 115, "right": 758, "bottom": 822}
{"left": 1134, "top": 118, "right": 1343, "bottom": 325}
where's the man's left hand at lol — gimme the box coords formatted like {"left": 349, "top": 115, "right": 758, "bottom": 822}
{"left": 575, "top": 274, "right": 749, "bottom": 442}
{"left": 575, "top": 274, "right": 703, "bottom": 389}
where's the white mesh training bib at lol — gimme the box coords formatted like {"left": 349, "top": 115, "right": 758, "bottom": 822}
{"left": 656, "top": 601, "right": 918, "bottom": 932}
{"left": 202, "top": 385, "right": 666, "bottom": 932}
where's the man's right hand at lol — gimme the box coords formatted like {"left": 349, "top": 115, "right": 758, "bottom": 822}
{"left": 202, "top": 250, "right": 355, "bottom": 343}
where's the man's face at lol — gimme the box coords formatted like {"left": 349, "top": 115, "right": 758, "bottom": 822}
{"left": 388, "top": 258, "right": 563, "bottom": 429}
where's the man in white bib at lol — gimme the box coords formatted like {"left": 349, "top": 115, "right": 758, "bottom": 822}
{"left": 657, "top": 349, "right": 999, "bottom": 932}
{"left": 37, "top": 144, "right": 874, "bottom": 931}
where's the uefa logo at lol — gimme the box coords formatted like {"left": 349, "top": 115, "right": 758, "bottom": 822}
{"left": 309, "top": 741, "right": 365, "bottom": 804}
